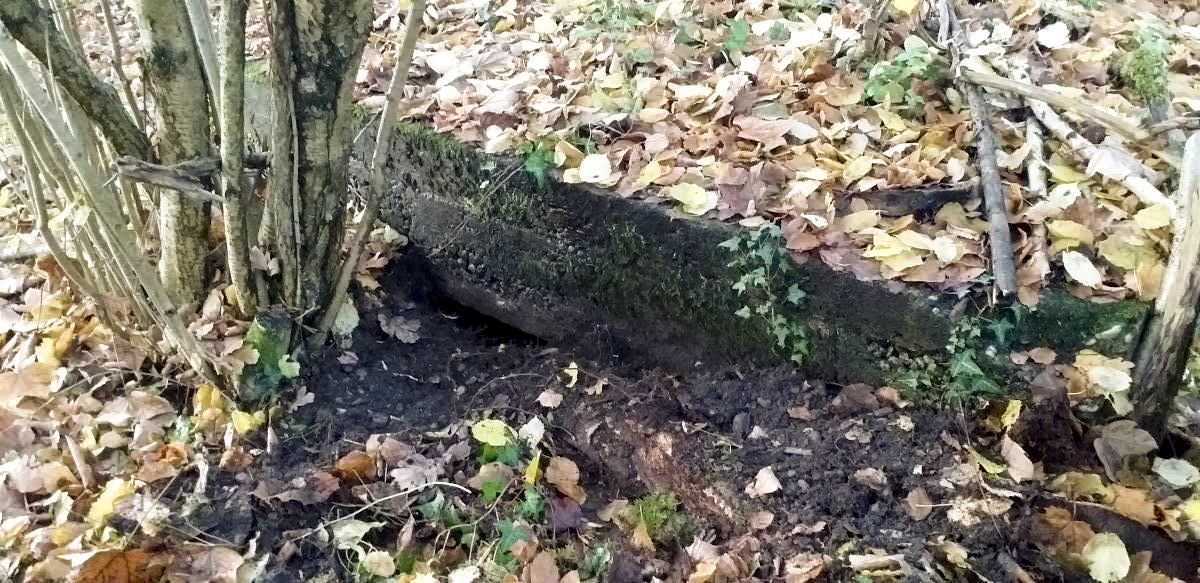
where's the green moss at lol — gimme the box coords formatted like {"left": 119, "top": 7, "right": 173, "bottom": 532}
{"left": 1017, "top": 287, "right": 1148, "bottom": 359}
{"left": 1116, "top": 28, "right": 1170, "bottom": 103}
{"left": 393, "top": 123, "right": 540, "bottom": 226}
{"left": 627, "top": 492, "right": 697, "bottom": 547}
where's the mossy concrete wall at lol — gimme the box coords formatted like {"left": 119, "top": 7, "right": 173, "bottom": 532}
{"left": 372, "top": 123, "right": 1150, "bottom": 384}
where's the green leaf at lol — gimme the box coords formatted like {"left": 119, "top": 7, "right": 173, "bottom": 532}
{"left": 949, "top": 352, "right": 985, "bottom": 379}
{"left": 481, "top": 479, "right": 505, "bottom": 502}
{"left": 718, "top": 236, "right": 742, "bottom": 251}
{"left": 735, "top": 306, "right": 752, "bottom": 318}
{"left": 724, "top": 19, "right": 750, "bottom": 52}
{"left": 418, "top": 491, "right": 446, "bottom": 521}
{"left": 768, "top": 21, "right": 789, "bottom": 43}
{"left": 786, "top": 284, "right": 805, "bottom": 305}
{"left": 988, "top": 319, "right": 1014, "bottom": 345}
{"left": 278, "top": 354, "right": 300, "bottom": 379}
{"left": 517, "top": 488, "right": 544, "bottom": 520}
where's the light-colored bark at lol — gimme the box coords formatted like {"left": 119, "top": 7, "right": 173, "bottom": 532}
{"left": 128, "top": 0, "right": 212, "bottom": 306}
{"left": 218, "top": 0, "right": 256, "bottom": 315}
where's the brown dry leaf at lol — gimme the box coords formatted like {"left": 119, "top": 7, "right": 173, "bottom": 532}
{"left": 1030, "top": 506, "right": 1095, "bottom": 556}
{"left": 1109, "top": 484, "right": 1158, "bottom": 527}
{"left": 545, "top": 456, "right": 586, "bottom": 504}
{"left": 783, "top": 552, "right": 828, "bottom": 583}
{"left": 904, "top": 487, "right": 933, "bottom": 521}
{"left": 745, "top": 466, "right": 782, "bottom": 498}
{"left": 168, "top": 545, "right": 243, "bottom": 583}
{"left": 0, "top": 362, "right": 57, "bottom": 403}
{"left": 631, "top": 519, "right": 655, "bottom": 551}
{"left": 1000, "top": 435, "right": 1036, "bottom": 483}
{"left": 75, "top": 549, "right": 165, "bottom": 583}
{"left": 748, "top": 510, "right": 774, "bottom": 530}
{"left": 526, "top": 551, "right": 559, "bottom": 583}
{"left": 335, "top": 450, "right": 377, "bottom": 483}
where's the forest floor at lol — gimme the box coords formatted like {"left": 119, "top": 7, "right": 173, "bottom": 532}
{"left": 2, "top": 0, "right": 1200, "bottom": 581}
{"left": 2, "top": 250, "right": 1199, "bottom": 582}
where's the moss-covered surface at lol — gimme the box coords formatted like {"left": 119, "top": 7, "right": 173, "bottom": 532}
{"left": 374, "top": 122, "right": 1152, "bottom": 385}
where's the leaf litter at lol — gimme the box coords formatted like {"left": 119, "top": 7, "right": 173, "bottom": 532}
{"left": 3, "top": 0, "right": 1200, "bottom": 581}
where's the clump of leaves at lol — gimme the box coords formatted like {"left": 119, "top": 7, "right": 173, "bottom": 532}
{"left": 720, "top": 223, "right": 810, "bottom": 365}
{"left": 864, "top": 36, "right": 947, "bottom": 116}
{"left": 579, "top": 0, "right": 655, "bottom": 42}
{"left": 1116, "top": 28, "right": 1170, "bottom": 103}
{"left": 944, "top": 315, "right": 1005, "bottom": 402}
{"left": 239, "top": 307, "right": 300, "bottom": 404}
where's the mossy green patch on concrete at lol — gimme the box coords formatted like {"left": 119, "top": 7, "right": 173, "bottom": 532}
{"left": 1016, "top": 287, "right": 1148, "bottom": 359}
{"left": 392, "top": 123, "right": 541, "bottom": 226}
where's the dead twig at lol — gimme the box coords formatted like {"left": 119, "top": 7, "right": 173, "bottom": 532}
{"left": 939, "top": 0, "right": 1016, "bottom": 295}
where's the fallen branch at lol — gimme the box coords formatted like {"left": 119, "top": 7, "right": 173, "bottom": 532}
{"left": 961, "top": 69, "right": 1149, "bottom": 143}
{"left": 941, "top": 0, "right": 1017, "bottom": 295}
{"left": 985, "top": 58, "right": 1177, "bottom": 215}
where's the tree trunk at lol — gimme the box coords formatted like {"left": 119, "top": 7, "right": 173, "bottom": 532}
{"left": 264, "top": 0, "right": 371, "bottom": 313}
{"left": 128, "top": 0, "right": 213, "bottom": 306}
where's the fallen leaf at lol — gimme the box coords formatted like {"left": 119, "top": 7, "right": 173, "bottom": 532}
{"left": 904, "top": 487, "right": 933, "bottom": 520}
{"left": 745, "top": 466, "right": 781, "bottom": 498}
{"left": 1082, "top": 532, "right": 1130, "bottom": 582}
{"left": 546, "top": 456, "right": 586, "bottom": 503}
{"left": 1062, "top": 251, "right": 1102, "bottom": 287}
{"left": 1001, "top": 435, "right": 1036, "bottom": 482}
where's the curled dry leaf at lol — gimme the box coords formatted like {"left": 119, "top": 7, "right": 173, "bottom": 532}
{"left": 745, "top": 466, "right": 781, "bottom": 498}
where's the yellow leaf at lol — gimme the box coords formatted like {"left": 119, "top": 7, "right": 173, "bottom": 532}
{"left": 1047, "top": 162, "right": 1086, "bottom": 183}
{"left": 968, "top": 447, "right": 1005, "bottom": 475}
{"left": 87, "top": 478, "right": 137, "bottom": 525}
{"left": 892, "top": 0, "right": 919, "bottom": 14}
{"left": 929, "top": 236, "right": 960, "bottom": 262}
{"left": 1133, "top": 204, "right": 1171, "bottom": 230}
{"left": 895, "top": 230, "right": 934, "bottom": 250}
{"left": 842, "top": 155, "right": 875, "bottom": 183}
{"left": 36, "top": 338, "right": 60, "bottom": 367}
{"left": 1000, "top": 400, "right": 1022, "bottom": 429}
{"left": 875, "top": 106, "right": 908, "bottom": 131}
{"left": 1046, "top": 220, "right": 1093, "bottom": 249}
{"left": 863, "top": 232, "right": 909, "bottom": 258}
{"left": 638, "top": 108, "right": 669, "bottom": 123}
{"left": 1098, "top": 237, "right": 1157, "bottom": 270}
{"left": 231, "top": 410, "right": 264, "bottom": 434}
{"left": 667, "top": 183, "right": 715, "bottom": 215}
{"left": 554, "top": 140, "right": 584, "bottom": 168}
{"left": 471, "top": 419, "right": 513, "bottom": 447}
{"left": 840, "top": 209, "right": 880, "bottom": 232}
{"left": 525, "top": 451, "right": 541, "bottom": 485}
{"left": 880, "top": 251, "right": 924, "bottom": 272}
{"left": 633, "top": 160, "right": 667, "bottom": 189}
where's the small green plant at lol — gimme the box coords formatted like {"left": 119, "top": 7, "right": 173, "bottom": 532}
{"left": 889, "top": 312, "right": 1012, "bottom": 402}
{"left": 719, "top": 223, "right": 809, "bottom": 365}
{"left": 627, "top": 492, "right": 696, "bottom": 546}
{"left": 864, "top": 36, "right": 947, "bottom": 116}
{"left": 1116, "top": 28, "right": 1170, "bottom": 103}
{"left": 516, "top": 140, "right": 555, "bottom": 190}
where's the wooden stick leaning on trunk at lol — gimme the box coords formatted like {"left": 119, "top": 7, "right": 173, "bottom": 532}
{"left": 310, "top": 0, "right": 427, "bottom": 347}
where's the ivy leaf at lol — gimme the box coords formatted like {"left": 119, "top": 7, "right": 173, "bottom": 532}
{"left": 786, "top": 284, "right": 805, "bottom": 305}
{"left": 724, "top": 19, "right": 750, "bottom": 52}
{"left": 949, "top": 352, "right": 985, "bottom": 378}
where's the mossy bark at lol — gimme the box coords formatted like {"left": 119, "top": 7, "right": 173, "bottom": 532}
{"left": 369, "top": 123, "right": 1154, "bottom": 386}
{"left": 265, "top": 0, "right": 371, "bottom": 313}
